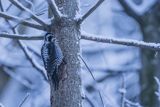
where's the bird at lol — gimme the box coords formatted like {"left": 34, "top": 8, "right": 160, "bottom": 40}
{"left": 41, "top": 33, "right": 63, "bottom": 90}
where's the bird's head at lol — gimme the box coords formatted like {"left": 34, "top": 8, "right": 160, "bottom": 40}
{"left": 44, "top": 33, "right": 56, "bottom": 42}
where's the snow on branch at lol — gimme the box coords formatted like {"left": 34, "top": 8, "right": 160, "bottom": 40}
{"left": 78, "top": 0, "right": 104, "bottom": 23}
{"left": 8, "top": 0, "right": 48, "bottom": 27}
{"left": 0, "top": 12, "right": 46, "bottom": 30}
{"left": 119, "top": 73, "right": 142, "bottom": 107}
{"left": 125, "top": 99, "right": 142, "bottom": 107}
{"left": 0, "top": 33, "right": 43, "bottom": 40}
{"left": 46, "top": 0, "right": 62, "bottom": 19}
{"left": 2, "top": 32, "right": 160, "bottom": 52}
{"left": 18, "top": 40, "right": 48, "bottom": 81}
{"left": 81, "top": 32, "right": 160, "bottom": 51}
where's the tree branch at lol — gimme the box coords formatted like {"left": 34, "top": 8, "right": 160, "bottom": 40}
{"left": 2, "top": 31, "right": 160, "bottom": 52}
{"left": 0, "top": 33, "right": 43, "bottom": 40}
{"left": 81, "top": 32, "right": 160, "bottom": 51}
{"left": 154, "top": 77, "right": 160, "bottom": 101}
{"left": 0, "top": 0, "right": 36, "bottom": 89}
{"left": 125, "top": 99, "right": 142, "bottom": 107}
{"left": 3, "top": 66, "right": 32, "bottom": 88}
{"left": 78, "top": 0, "right": 104, "bottom": 23}
{"left": 8, "top": 0, "right": 48, "bottom": 27}
{"left": 79, "top": 55, "right": 104, "bottom": 107}
{"left": 120, "top": 73, "right": 126, "bottom": 107}
{"left": 85, "top": 96, "right": 94, "bottom": 107}
{"left": 0, "top": 12, "right": 46, "bottom": 30}
{"left": 0, "top": 1, "right": 48, "bottom": 82}
{"left": 27, "top": 46, "right": 42, "bottom": 59}
{"left": 118, "top": 0, "right": 143, "bottom": 25}
{"left": 46, "top": 0, "right": 62, "bottom": 19}
{"left": 0, "top": 0, "right": 4, "bottom": 12}
{"left": 17, "top": 40, "right": 48, "bottom": 81}
{"left": 18, "top": 93, "right": 30, "bottom": 107}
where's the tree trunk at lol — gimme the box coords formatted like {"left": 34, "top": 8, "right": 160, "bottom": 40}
{"left": 118, "top": 1, "right": 160, "bottom": 106}
{"left": 49, "top": 0, "right": 82, "bottom": 107}
{"left": 140, "top": 4, "right": 160, "bottom": 107}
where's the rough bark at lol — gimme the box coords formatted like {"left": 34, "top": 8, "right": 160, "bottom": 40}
{"left": 49, "top": 0, "right": 82, "bottom": 107}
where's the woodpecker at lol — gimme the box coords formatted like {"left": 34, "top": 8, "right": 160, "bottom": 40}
{"left": 41, "top": 33, "right": 63, "bottom": 90}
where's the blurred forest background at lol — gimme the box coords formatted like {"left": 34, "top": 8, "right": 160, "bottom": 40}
{"left": 0, "top": 0, "right": 160, "bottom": 107}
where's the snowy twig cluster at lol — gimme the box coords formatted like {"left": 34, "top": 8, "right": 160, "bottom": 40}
{"left": 0, "top": 0, "right": 48, "bottom": 82}
{"left": 119, "top": 73, "right": 142, "bottom": 107}
{"left": 0, "top": 12, "right": 45, "bottom": 30}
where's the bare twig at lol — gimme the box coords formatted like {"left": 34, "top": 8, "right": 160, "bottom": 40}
{"left": 117, "top": 73, "right": 142, "bottom": 107}
{"left": 23, "top": 0, "right": 34, "bottom": 10}
{"left": 154, "top": 77, "right": 160, "bottom": 101}
{"left": 3, "top": 67, "right": 32, "bottom": 88}
{"left": 118, "top": 0, "right": 143, "bottom": 24}
{"left": 18, "top": 93, "right": 30, "bottom": 107}
{"left": 0, "top": 0, "right": 4, "bottom": 12}
{"left": 79, "top": 55, "right": 96, "bottom": 80}
{"left": 0, "top": 4, "right": 45, "bottom": 39}
{"left": 78, "top": 0, "right": 104, "bottom": 23}
{"left": 79, "top": 55, "right": 105, "bottom": 107}
{"left": 0, "top": 33, "right": 43, "bottom": 40}
{"left": 85, "top": 96, "right": 94, "bottom": 107}
{"left": 0, "top": 2, "right": 48, "bottom": 82}
{"left": 17, "top": 40, "right": 48, "bottom": 81}
{"left": 46, "top": 0, "right": 61, "bottom": 19}
{"left": 98, "top": 91, "right": 104, "bottom": 107}
{"left": 8, "top": 0, "right": 48, "bottom": 28}
{"left": 27, "top": 46, "right": 42, "bottom": 59}
{"left": 0, "top": 0, "right": 15, "bottom": 31}
{"left": 125, "top": 99, "right": 142, "bottom": 107}
{"left": 120, "top": 73, "right": 126, "bottom": 107}
{"left": 81, "top": 32, "right": 160, "bottom": 51}
{"left": 0, "top": 1, "right": 33, "bottom": 89}
{"left": 5, "top": 3, "right": 12, "bottom": 11}
{"left": 0, "top": 12, "right": 45, "bottom": 30}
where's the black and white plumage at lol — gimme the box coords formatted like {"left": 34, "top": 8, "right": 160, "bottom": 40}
{"left": 41, "top": 33, "right": 63, "bottom": 90}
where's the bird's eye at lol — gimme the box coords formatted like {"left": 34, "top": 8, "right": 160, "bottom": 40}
{"left": 47, "top": 35, "right": 52, "bottom": 42}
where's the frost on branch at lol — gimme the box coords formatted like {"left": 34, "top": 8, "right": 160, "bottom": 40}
{"left": 81, "top": 32, "right": 160, "bottom": 51}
